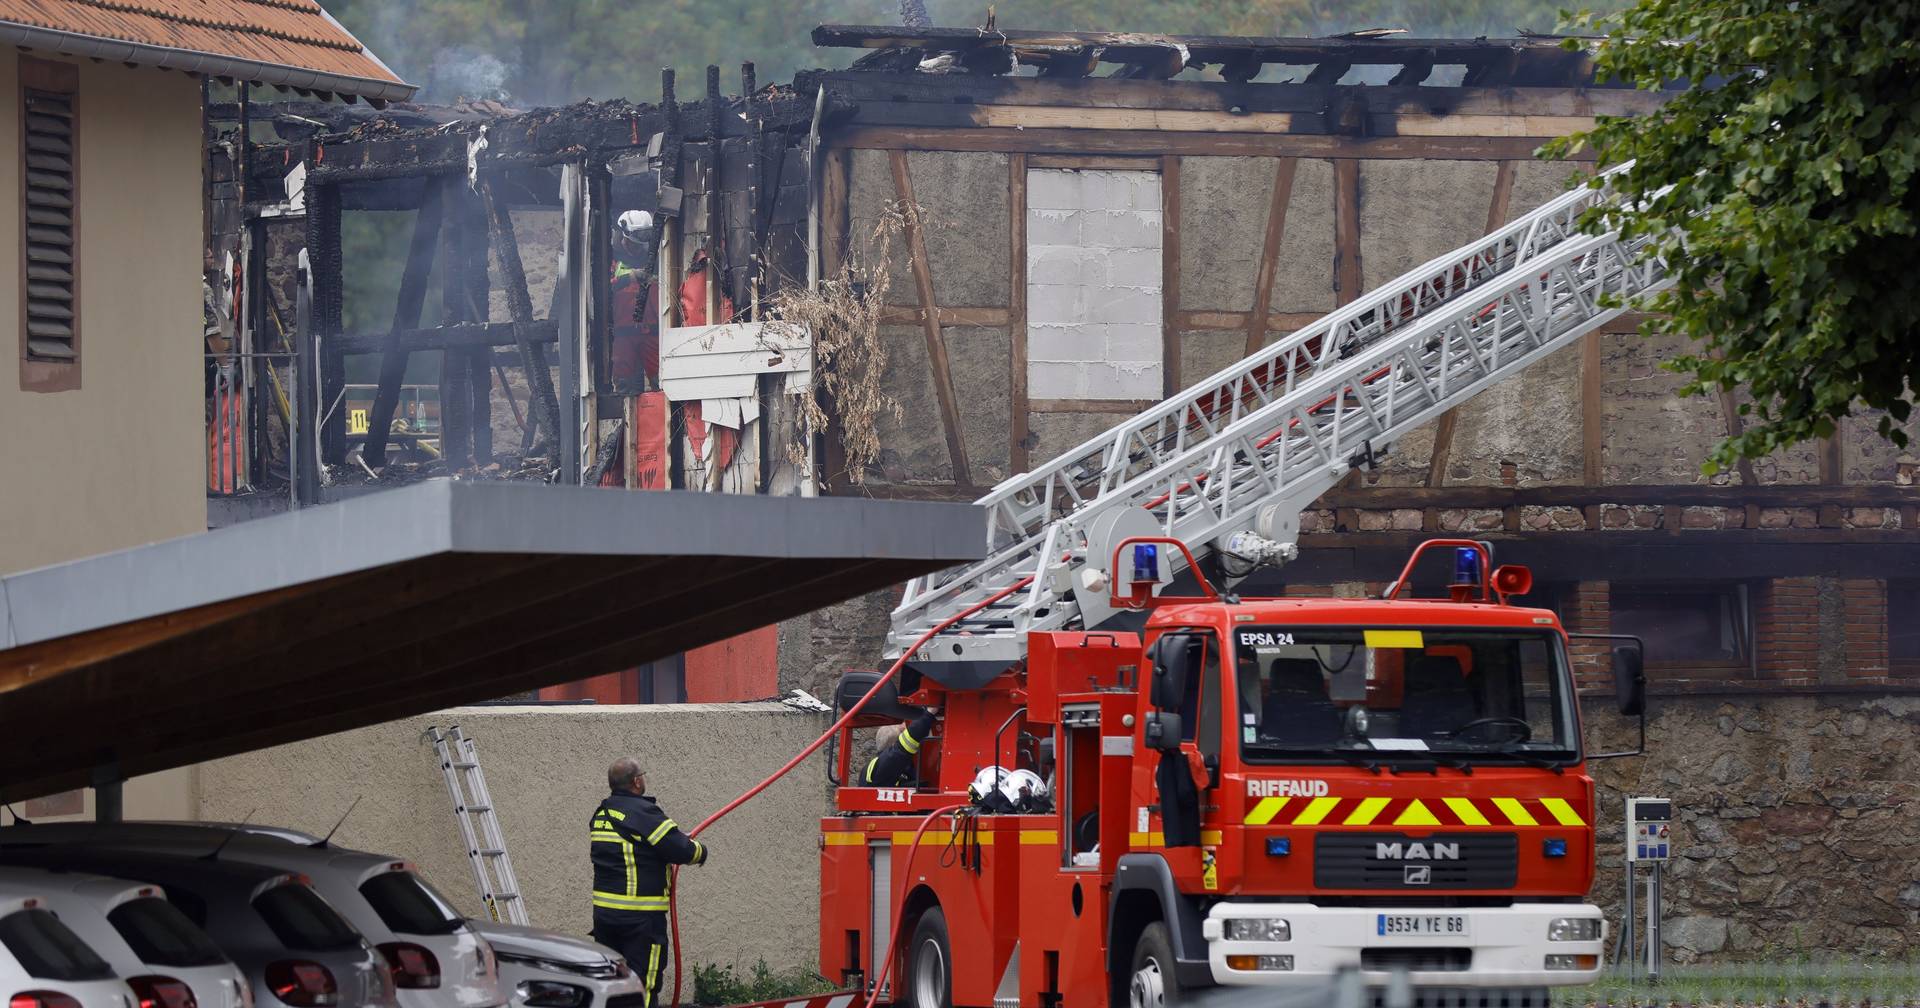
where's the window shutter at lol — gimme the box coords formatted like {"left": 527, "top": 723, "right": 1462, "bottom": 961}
{"left": 23, "top": 88, "right": 76, "bottom": 362}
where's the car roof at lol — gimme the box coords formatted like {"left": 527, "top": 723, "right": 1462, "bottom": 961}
{"left": 0, "top": 822, "right": 404, "bottom": 877}
{"left": 0, "top": 866, "right": 154, "bottom": 906}
{"left": 0, "top": 845, "right": 297, "bottom": 892}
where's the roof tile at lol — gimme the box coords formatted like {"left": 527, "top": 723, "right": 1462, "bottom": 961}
{"left": 0, "top": 0, "right": 407, "bottom": 98}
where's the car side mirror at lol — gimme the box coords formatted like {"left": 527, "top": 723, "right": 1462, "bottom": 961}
{"left": 1143, "top": 711, "right": 1183, "bottom": 753}
{"left": 1148, "top": 634, "right": 1195, "bottom": 710}
{"left": 1613, "top": 644, "right": 1646, "bottom": 717}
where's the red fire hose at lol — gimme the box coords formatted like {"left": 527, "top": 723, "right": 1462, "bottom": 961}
{"left": 665, "top": 575, "right": 1036, "bottom": 1008}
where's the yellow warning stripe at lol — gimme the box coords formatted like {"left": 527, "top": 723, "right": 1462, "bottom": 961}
{"left": 821, "top": 833, "right": 867, "bottom": 846}
{"left": 1240, "top": 796, "right": 1586, "bottom": 828}
{"left": 1019, "top": 830, "right": 1059, "bottom": 845}
{"left": 892, "top": 831, "right": 997, "bottom": 846}
{"left": 1244, "top": 796, "right": 1291, "bottom": 825}
{"left": 1444, "top": 797, "right": 1491, "bottom": 827}
{"left": 1492, "top": 797, "right": 1537, "bottom": 826}
{"left": 1292, "top": 796, "right": 1342, "bottom": 825}
{"left": 1539, "top": 797, "right": 1587, "bottom": 826}
{"left": 1343, "top": 797, "right": 1391, "bottom": 825}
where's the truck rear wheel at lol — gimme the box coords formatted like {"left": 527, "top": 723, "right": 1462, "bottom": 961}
{"left": 906, "top": 906, "right": 952, "bottom": 1008}
{"left": 1128, "top": 922, "right": 1182, "bottom": 1008}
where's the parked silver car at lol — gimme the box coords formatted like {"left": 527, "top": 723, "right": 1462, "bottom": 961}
{"left": 218, "top": 827, "right": 645, "bottom": 1008}
{"left": 0, "top": 881, "right": 133, "bottom": 1008}
{"left": 0, "top": 826, "right": 501, "bottom": 1008}
{"left": 467, "top": 922, "right": 645, "bottom": 1008}
{"left": 0, "top": 867, "right": 250, "bottom": 1008}
{"left": 0, "top": 848, "right": 395, "bottom": 1008}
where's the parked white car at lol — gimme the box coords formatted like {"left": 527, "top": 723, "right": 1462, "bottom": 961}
{"left": 0, "top": 867, "right": 250, "bottom": 1008}
{"left": 0, "top": 845, "right": 397, "bottom": 1008}
{"left": 467, "top": 922, "right": 645, "bottom": 1008}
{"left": 0, "top": 825, "right": 501, "bottom": 1008}
{"left": 0, "top": 880, "right": 136, "bottom": 1008}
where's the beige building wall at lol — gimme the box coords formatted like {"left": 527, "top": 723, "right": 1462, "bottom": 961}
{"left": 0, "top": 49, "right": 206, "bottom": 576}
{"left": 197, "top": 703, "right": 831, "bottom": 974}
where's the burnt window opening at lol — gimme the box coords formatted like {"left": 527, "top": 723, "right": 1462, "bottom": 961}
{"left": 1610, "top": 582, "right": 1750, "bottom": 668}
{"left": 1890, "top": 581, "right": 1920, "bottom": 669}
{"left": 21, "top": 67, "right": 78, "bottom": 372}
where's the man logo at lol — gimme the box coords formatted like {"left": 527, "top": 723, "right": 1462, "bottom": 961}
{"left": 1374, "top": 842, "right": 1461, "bottom": 860}
{"left": 1404, "top": 866, "right": 1432, "bottom": 885}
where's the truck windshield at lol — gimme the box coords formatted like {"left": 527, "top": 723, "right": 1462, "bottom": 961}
{"left": 1232, "top": 626, "right": 1577, "bottom": 763}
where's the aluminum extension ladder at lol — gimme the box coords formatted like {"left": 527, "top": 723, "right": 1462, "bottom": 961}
{"left": 428, "top": 725, "right": 530, "bottom": 925}
{"left": 890, "top": 163, "right": 1672, "bottom": 665}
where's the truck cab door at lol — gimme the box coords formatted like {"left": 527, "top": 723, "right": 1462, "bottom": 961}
{"left": 1146, "top": 631, "right": 1218, "bottom": 847}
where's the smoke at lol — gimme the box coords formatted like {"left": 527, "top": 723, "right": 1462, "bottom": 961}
{"left": 422, "top": 46, "right": 515, "bottom": 103}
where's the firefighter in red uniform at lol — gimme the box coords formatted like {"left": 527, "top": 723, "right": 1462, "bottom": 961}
{"left": 590, "top": 756, "right": 708, "bottom": 1008}
{"left": 609, "top": 210, "right": 661, "bottom": 389}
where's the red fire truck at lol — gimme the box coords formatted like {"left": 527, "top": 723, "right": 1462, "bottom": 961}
{"left": 811, "top": 167, "right": 1666, "bottom": 1005}
{"left": 820, "top": 539, "right": 1647, "bottom": 1007}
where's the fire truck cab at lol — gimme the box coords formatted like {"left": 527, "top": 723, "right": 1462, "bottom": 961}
{"left": 819, "top": 539, "right": 1647, "bottom": 1008}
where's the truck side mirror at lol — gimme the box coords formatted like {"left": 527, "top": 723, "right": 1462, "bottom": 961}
{"left": 1613, "top": 644, "right": 1646, "bottom": 717}
{"left": 1143, "top": 711, "right": 1183, "bottom": 753}
{"left": 1148, "top": 634, "right": 1195, "bottom": 710}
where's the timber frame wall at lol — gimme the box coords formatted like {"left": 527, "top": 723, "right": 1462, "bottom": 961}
{"left": 806, "top": 27, "right": 1920, "bottom": 694}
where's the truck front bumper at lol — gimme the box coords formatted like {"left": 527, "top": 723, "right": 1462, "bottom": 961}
{"left": 1201, "top": 903, "right": 1605, "bottom": 988}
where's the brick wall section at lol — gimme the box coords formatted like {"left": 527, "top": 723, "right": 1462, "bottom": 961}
{"left": 1562, "top": 580, "right": 1612, "bottom": 692}
{"left": 1840, "top": 578, "right": 1889, "bottom": 678}
{"left": 1755, "top": 577, "right": 1821, "bottom": 680}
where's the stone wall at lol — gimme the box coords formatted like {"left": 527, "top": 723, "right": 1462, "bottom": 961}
{"left": 1583, "top": 694, "right": 1920, "bottom": 961}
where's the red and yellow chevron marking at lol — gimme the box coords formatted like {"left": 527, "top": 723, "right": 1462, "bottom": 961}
{"left": 1242, "top": 795, "right": 1584, "bottom": 828}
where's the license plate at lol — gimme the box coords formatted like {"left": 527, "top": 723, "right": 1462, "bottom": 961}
{"left": 1376, "top": 913, "right": 1470, "bottom": 937}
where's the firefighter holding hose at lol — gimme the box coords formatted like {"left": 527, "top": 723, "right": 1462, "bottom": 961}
{"left": 590, "top": 756, "right": 709, "bottom": 1008}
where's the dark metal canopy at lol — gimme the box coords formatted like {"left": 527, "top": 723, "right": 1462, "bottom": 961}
{"left": 0, "top": 482, "right": 982, "bottom": 802}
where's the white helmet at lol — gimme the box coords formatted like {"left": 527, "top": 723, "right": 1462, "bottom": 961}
{"left": 1002, "top": 768, "right": 1048, "bottom": 807}
{"left": 968, "top": 766, "right": 1011, "bottom": 807}
{"left": 615, "top": 209, "right": 654, "bottom": 241}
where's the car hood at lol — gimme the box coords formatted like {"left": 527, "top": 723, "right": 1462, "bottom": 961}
{"left": 470, "top": 921, "right": 616, "bottom": 966}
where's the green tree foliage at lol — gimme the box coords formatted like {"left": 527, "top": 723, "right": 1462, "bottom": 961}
{"left": 324, "top": 0, "right": 1612, "bottom": 105}
{"left": 1545, "top": 1, "right": 1920, "bottom": 470}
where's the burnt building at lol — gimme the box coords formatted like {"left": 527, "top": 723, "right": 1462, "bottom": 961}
{"left": 208, "top": 24, "right": 1920, "bottom": 958}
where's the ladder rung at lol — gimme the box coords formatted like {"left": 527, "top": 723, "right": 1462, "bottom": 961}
{"left": 452, "top": 761, "right": 479, "bottom": 769}
{"left": 462, "top": 805, "right": 493, "bottom": 813}
{"left": 475, "top": 848, "right": 506, "bottom": 857}
{"left": 492, "top": 893, "right": 521, "bottom": 902}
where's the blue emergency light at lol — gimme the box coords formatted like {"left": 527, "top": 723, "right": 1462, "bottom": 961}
{"left": 1266, "top": 837, "right": 1291, "bottom": 856}
{"left": 1132, "top": 543, "right": 1159, "bottom": 584}
{"left": 1543, "top": 838, "right": 1568, "bottom": 858}
{"left": 1454, "top": 547, "right": 1480, "bottom": 585}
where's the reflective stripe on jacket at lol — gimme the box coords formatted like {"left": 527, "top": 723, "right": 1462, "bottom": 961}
{"left": 589, "top": 791, "right": 706, "bottom": 914}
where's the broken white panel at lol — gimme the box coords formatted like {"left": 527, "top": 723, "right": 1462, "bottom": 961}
{"left": 1026, "top": 168, "right": 1163, "bottom": 400}
{"left": 658, "top": 322, "right": 812, "bottom": 402}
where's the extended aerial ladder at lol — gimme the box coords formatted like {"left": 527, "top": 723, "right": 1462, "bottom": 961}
{"left": 890, "top": 167, "right": 1671, "bottom": 675}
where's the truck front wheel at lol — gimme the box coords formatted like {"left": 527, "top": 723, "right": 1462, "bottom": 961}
{"left": 906, "top": 906, "right": 952, "bottom": 1008}
{"left": 1128, "top": 922, "right": 1182, "bottom": 1008}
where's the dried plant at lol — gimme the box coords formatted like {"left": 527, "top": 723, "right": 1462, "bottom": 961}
{"left": 767, "top": 201, "right": 916, "bottom": 486}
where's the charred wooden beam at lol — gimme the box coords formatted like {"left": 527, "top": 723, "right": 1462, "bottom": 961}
{"left": 364, "top": 178, "right": 445, "bottom": 469}
{"left": 481, "top": 177, "right": 562, "bottom": 459}
{"left": 1032, "top": 45, "right": 1100, "bottom": 79}
{"left": 306, "top": 181, "right": 347, "bottom": 465}
{"left": 1388, "top": 49, "right": 1436, "bottom": 85}
{"left": 1302, "top": 59, "right": 1352, "bottom": 84}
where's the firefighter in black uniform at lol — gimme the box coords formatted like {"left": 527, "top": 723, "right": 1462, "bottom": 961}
{"left": 590, "top": 756, "right": 709, "bottom": 1008}
{"left": 860, "top": 710, "right": 935, "bottom": 787}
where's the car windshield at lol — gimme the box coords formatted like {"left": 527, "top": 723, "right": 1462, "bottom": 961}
{"left": 109, "top": 896, "right": 228, "bottom": 968}
{"left": 0, "top": 908, "right": 117, "bottom": 981}
{"left": 359, "top": 872, "right": 464, "bottom": 936}
{"left": 252, "top": 884, "right": 363, "bottom": 952}
{"left": 1233, "top": 625, "right": 1577, "bottom": 762}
